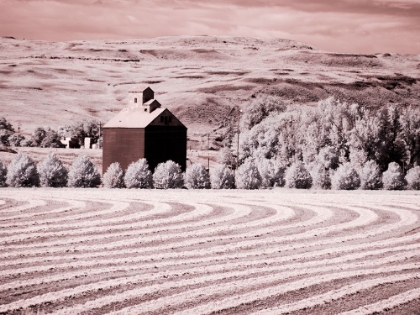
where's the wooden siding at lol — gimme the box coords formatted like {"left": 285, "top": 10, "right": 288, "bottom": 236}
{"left": 102, "top": 128, "right": 145, "bottom": 174}
{"left": 145, "top": 125, "right": 187, "bottom": 172}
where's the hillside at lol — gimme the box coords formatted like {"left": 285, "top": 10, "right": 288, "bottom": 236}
{"left": 0, "top": 35, "right": 419, "bottom": 138}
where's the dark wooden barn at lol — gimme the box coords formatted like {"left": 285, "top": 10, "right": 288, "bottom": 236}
{"left": 102, "top": 87, "right": 187, "bottom": 174}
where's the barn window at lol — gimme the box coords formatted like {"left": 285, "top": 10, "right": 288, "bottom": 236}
{"left": 134, "top": 98, "right": 137, "bottom": 103}
{"left": 169, "top": 116, "right": 172, "bottom": 122}
{"left": 160, "top": 116, "right": 164, "bottom": 122}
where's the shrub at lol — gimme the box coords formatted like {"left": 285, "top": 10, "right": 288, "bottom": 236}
{"left": 185, "top": 163, "right": 210, "bottom": 189}
{"left": 8, "top": 134, "right": 25, "bottom": 147}
{"left": 153, "top": 160, "right": 183, "bottom": 189}
{"left": 257, "top": 158, "right": 285, "bottom": 188}
{"left": 103, "top": 162, "right": 125, "bottom": 188}
{"left": 0, "top": 160, "right": 7, "bottom": 187}
{"left": 310, "top": 163, "right": 331, "bottom": 189}
{"left": 124, "top": 159, "right": 152, "bottom": 189}
{"left": 382, "top": 162, "right": 406, "bottom": 190}
{"left": 236, "top": 158, "right": 262, "bottom": 189}
{"left": 6, "top": 152, "right": 39, "bottom": 187}
{"left": 285, "top": 161, "right": 312, "bottom": 189}
{"left": 360, "top": 160, "right": 382, "bottom": 190}
{"left": 331, "top": 162, "right": 361, "bottom": 190}
{"left": 67, "top": 155, "right": 101, "bottom": 188}
{"left": 210, "top": 164, "right": 235, "bottom": 189}
{"left": 37, "top": 153, "right": 68, "bottom": 187}
{"left": 405, "top": 166, "right": 420, "bottom": 190}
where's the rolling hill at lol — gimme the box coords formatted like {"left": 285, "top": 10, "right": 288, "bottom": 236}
{"left": 0, "top": 35, "right": 419, "bottom": 138}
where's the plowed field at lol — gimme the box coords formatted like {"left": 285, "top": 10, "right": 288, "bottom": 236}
{"left": 1, "top": 189, "right": 419, "bottom": 314}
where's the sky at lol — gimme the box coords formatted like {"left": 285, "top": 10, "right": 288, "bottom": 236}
{"left": 1, "top": 0, "right": 419, "bottom": 54}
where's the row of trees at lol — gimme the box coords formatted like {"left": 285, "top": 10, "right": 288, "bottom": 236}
{"left": 236, "top": 96, "right": 420, "bottom": 173}
{"left": 1, "top": 152, "right": 419, "bottom": 190}
{"left": 0, "top": 116, "right": 100, "bottom": 148}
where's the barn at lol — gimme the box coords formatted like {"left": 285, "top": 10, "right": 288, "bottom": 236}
{"left": 102, "top": 87, "right": 187, "bottom": 174}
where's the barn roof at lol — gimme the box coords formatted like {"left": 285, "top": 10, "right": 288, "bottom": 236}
{"left": 104, "top": 107, "right": 186, "bottom": 129}
{"left": 104, "top": 107, "right": 165, "bottom": 128}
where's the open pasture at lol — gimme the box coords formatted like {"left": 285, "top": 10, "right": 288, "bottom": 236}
{"left": 0, "top": 189, "right": 420, "bottom": 314}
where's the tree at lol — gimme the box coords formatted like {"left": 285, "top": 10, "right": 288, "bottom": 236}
{"left": 405, "top": 166, "right": 420, "bottom": 190}
{"left": 310, "top": 163, "right": 331, "bottom": 190}
{"left": 236, "top": 158, "right": 262, "bottom": 189}
{"left": 360, "top": 160, "right": 382, "bottom": 190}
{"left": 0, "top": 116, "right": 15, "bottom": 146}
{"left": 32, "top": 127, "right": 64, "bottom": 148}
{"left": 103, "top": 162, "right": 125, "bottom": 188}
{"left": 124, "top": 159, "right": 152, "bottom": 189}
{"left": 60, "top": 120, "right": 100, "bottom": 147}
{"left": 317, "top": 146, "right": 340, "bottom": 170}
{"left": 37, "top": 153, "right": 68, "bottom": 187}
{"left": 382, "top": 162, "right": 406, "bottom": 190}
{"left": 331, "top": 162, "right": 361, "bottom": 190}
{"left": 0, "top": 160, "right": 7, "bottom": 187}
{"left": 285, "top": 161, "right": 312, "bottom": 189}
{"left": 153, "top": 160, "right": 183, "bottom": 189}
{"left": 185, "top": 163, "right": 210, "bottom": 189}
{"left": 218, "top": 147, "right": 235, "bottom": 168}
{"left": 8, "top": 134, "right": 25, "bottom": 147}
{"left": 210, "top": 164, "right": 235, "bottom": 189}
{"left": 6, "top": 152, "right": 39, "bottom": 187}
{"left": 257, "top": 158, "right": 285, "bottom": 188}
{"left": 67, "top": 155, "right": 101, "bottom": 188}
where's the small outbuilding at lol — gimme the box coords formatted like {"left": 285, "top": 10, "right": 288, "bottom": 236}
{"left": 102, "top": 87, "right": 187, "bottom": 174}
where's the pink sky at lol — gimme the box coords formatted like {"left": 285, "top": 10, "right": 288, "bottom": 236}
{"left": 1, "top": 0, "right": 419, "bottom": 54}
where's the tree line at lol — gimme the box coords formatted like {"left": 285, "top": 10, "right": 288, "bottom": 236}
{"left": 0, "top": 152, "right": 419, "bottom": 190}
{"left": 0, "top": 117, "right": 100, "bottom": 148}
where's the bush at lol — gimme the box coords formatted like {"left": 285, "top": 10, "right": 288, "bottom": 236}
{"left": 37, "top": 153, "right": 68, "bottom": 187}
{"left": 257, "top": 158, "right": 285, "bottom": 188}
{"left": 236, "top": 158, "right": 262, "bottom": 189}
{"left": 67, "top": 155, "right": 101, "bottom": 188}
{"left": 8, "top": 134, "right": 25, "bottom": 147}
{"left": 360, "top": 160, "right": 382, "bottom": 190}
{"left": 211, "top": 164, "right": 235, "bottom": 189}
{"left": 285, "top": 161, "right": 312, "bottom": 189}
{"left": 185, "top": 163, "right": 210, "bottom": 189}
{"left": 0, "top": 160, "right": 7, "bottom": 187}
{"left": 331, "top": 162, "right": 361, "bottom": 190}
{"left": 6, "top": 152, "right": 39, "bottom": 187}
{"left": 382, "top": 162, "right": 406, "bottom": 190}
{"left": 124, "top": 159, "right": 152, "bottom": 189}
{"left": 310, "top": 163, "right": 331, "bottom": 189}
{"left": 153, "top": 160, "right": 183, "bottom": 189}
{"left": 405, "top": 166, "right": 420, "bottom": 190}
{"left": 102, "top": 162, "right": 125, "bottom": 188}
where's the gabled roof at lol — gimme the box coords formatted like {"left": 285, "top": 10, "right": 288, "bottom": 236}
{"left": 104, "top": 107, "right": 186, "bottom": 129}
{"left": 104, "top": 107, "right": 166, "bottom": 128}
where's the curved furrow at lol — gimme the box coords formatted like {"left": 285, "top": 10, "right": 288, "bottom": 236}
{"left": 0, "top": 202, "right": 415, "bottom": 275}
{"left": 48, "top": 262, "right": 420, "bottom": 315}
{"left": 245, "top": 273, "right": 420, "bottom": 315}
{"left": 1, "top": 201, "right": 297, "bottom": 254}
{"left": 0, "top": 201, "right": 211, "bottom": 246}
{"left": 2, "top": 242, "right": 419, "bottom": 313}
{"left": 2, "top": 240, "right": 420, "bottom": 294}
{"left": 0, "top": 199, "right": 46, "bottom": 220}
{"left": 0, "top": 202, "right": 329, "bottom": 266}
{"left": 338, "top": 288, "right": 420, "bottom": 315}
{"left": 1, "top": 190, "right": 420, "bottom": 315}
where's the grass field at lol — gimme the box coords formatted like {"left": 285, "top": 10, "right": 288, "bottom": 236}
{"left": 1, "top": 188, "right": 420, "bottom": 314}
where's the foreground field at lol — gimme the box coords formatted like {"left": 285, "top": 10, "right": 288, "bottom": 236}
{"left": 0, "top": 189, "right": 420, "bottom": 315}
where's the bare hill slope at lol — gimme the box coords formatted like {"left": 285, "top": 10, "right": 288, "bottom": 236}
{"left": 0, "top": 35, "right": 419, "bottom": 137}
